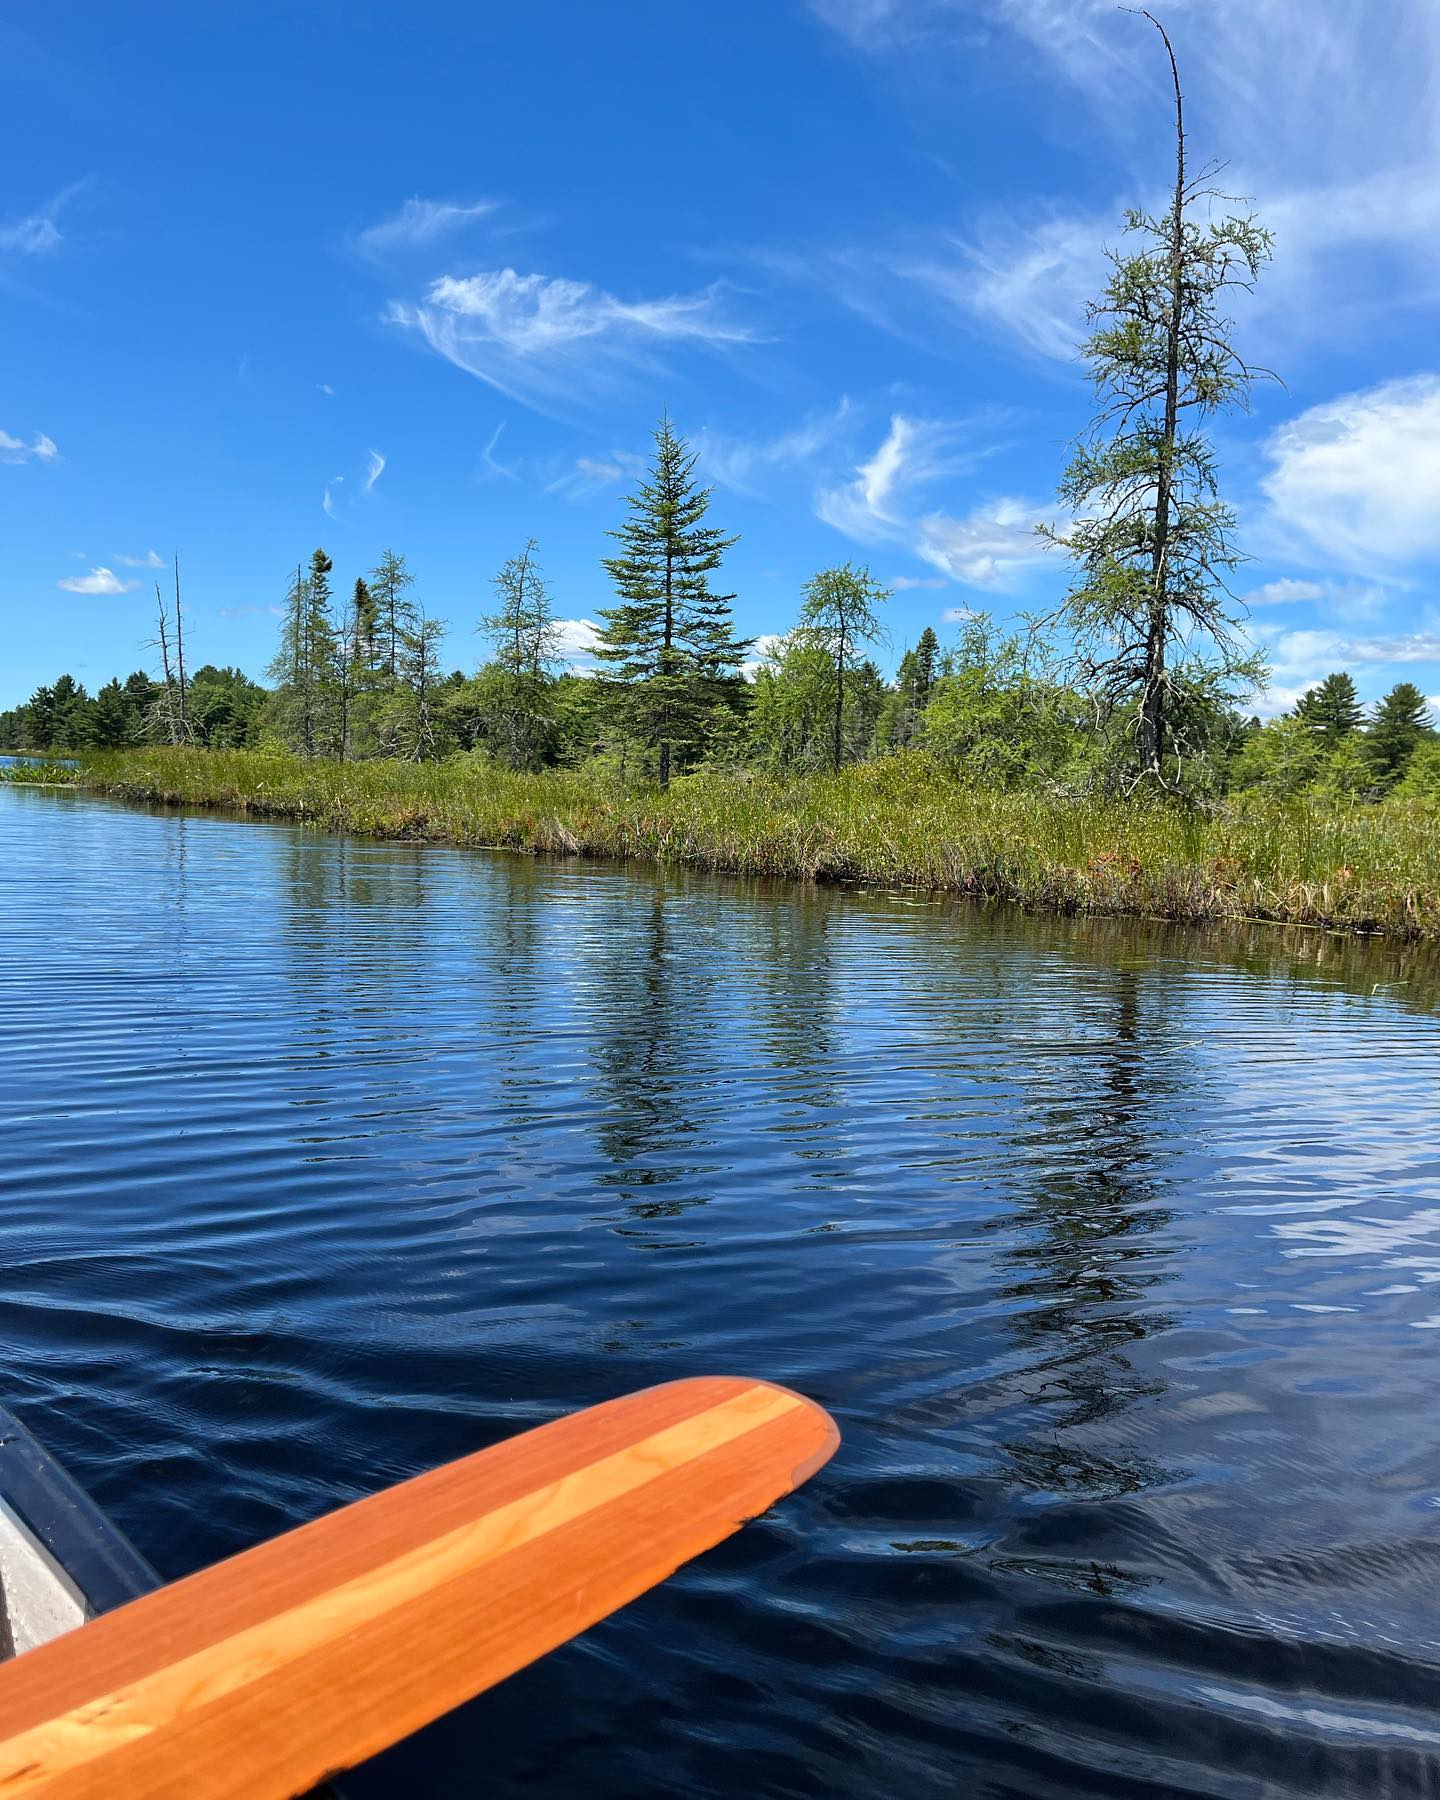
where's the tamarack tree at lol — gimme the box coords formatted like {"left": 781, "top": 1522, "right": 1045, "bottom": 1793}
{"left": 1043, "top": 8, "right": 1273, "bottom": 789}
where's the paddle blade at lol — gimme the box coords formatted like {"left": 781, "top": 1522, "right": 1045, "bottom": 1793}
{"left": 0, "top": 1376, "right": 837, "bottom": 1799}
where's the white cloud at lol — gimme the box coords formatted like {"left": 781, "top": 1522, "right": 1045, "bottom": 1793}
{"left": 0, "top": 182, "right": 86, "bottom": 257}
{"left": 916, "top": 497, "right": 1054, "bottom": 585}
{"left": 115, "top": 549, "right": 165, "bottom": 569}
{"left": 815, "top": 414, "right": 960, "bottom": 541}
{"left": 1245, "top": 578, "right": 1325, "bottom": 606}
{"left": 354, "top": 196, "right": 500, "bottom": 257}
{"left": 363, "top": 449, "right": 386, "bottom": 493}
{"left": 544, "top": 450, "right": 649, "bottom": 500}
{"left": 552, "top": 617, "right": 604, "bottom": 668}
{"left": 317, "top": 382, "right": 335, "bottom": 397}
{"left": 479, "top": 422, "right": 517, "bottom": 481}
{"left": 0, "top": 428, "right": 58, "bottom": 465}
{"left": 804, "top": 3, "right": 1440, "bottom": 367}
{"left": 891, "top": 574, "right": 948, "bottom": 590}
{"left": 388, "top": 268, "right": 756, "bottom": 410}
{"left": 695, "top": 401, "right": 852, "bottom": 497}
{"left": 322, "top": 475, "right": 344, "bottom": 520}
{"left": 57, "top": 566, "right": 137, "bottom": 596}
{"left": 815, "top": 415, "right": 1054, "bottom": 588}
{"left": 1260, "top": 376, "right": 1440, "bottom": 568}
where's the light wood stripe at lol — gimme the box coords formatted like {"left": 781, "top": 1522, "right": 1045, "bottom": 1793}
{"left": 0, "top": 1382, "right": 805, "bottom": 1792}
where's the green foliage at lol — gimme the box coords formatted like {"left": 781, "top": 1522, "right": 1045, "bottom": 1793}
{"left": 794, "top": 563, "right": 889, "bottom": 772}
{"left": 1366, "top": 682, "right": 1432, "bottom": 789}
{"left": 1043, "top": 13, "right": 1271, "bottom": 787}
{"left": 596, "top": 416, "right": 748, "bottom": 786}
{"left": 1294, "top": 671, "right": 1363, "bottom": 744}
{"left": 919, "top": 614, "right": 1077, "bottom": 789}
{"left": 467, "top": 540, "right": 562, "bottom": 770}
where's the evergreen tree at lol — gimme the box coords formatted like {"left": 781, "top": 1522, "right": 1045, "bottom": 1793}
{"left": 91, "top": 679, "right": 134, "bottom": 747}
{"left": 341, "top": 576, "right": 381, "bottom": 759}
{"left": 388, "top": 612, "right": 448, "bottom": 761}
{"left": 597, "top": 417, "right": 749, "bottom": 786}
{"left": 885, "top": 625, "right": 941, "bottom": 748}
{"left": 1042, "top": 11, "right": 1271, "bottom": 787}
{"left": 795, "top": 563, "right": 890, "bottom": 772}
{"left": 369, "top": 549, "right": 417, "bottom": 683}
{"left": 472, "top": 539, "right": 562, "bottom": 769}
{"left": 1366, "top": 682, "right": 1432, "bottom": 789}
{"left": 1294, "top": 671, "right": 1363, "bottom": 745}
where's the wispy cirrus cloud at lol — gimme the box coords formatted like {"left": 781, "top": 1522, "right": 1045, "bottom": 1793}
{"left": 0, "top": 428, "right": 57, "bottom": 465}
{"left": 114, "top": 549, "right": 165, "bottom": 569}
{"left": 0, "top": 181, "right": 88, "bottom": 258}
{"left": 804, "top": 3, "right": 1440, "bottom": 367}
{"left": 815, "top": 414, "right": 1056, "bottom": 587}
{"left": 57, "top": 566, "right": 137, "bottom": 596}
{"left": 694, "top": 400, "right": 852, "bottom": 497}
{"left": 353, "top": 196, "right": 502, "bottom": 259}
{"left": 323, "top": 450, "right": 387, "bottom": 522}
{"left": 543, "top": 451, "right": 645, "bottom": 500}
{"left": 387, "top": 268, "right": 758, "bottom": 412}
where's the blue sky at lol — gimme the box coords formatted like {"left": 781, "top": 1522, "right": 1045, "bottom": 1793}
{"left": 4, "top": 0, "right": 1439, "bottom": 714}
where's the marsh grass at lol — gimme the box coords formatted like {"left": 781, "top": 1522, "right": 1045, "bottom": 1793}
{"left": 41, "top": 747, "right": 1440, "bottom": 938}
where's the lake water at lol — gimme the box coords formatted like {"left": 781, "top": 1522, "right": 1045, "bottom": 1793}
{"left": 4, "top": 783, "right": 1440, "bottom": 1797}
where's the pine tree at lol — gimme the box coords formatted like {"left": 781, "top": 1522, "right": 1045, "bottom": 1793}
{"left": 303, "top": 547, "right": 341, "bottom": 756}
{"left": 1294, "top": 671, "right": 1363, "bottom": 745}
{"left": 1366, "top": 682, "right": 1432, "bottom": 788}
{"left": 369, "top": 549, "right": 417, "bottom": 683}
{"left": 597, "top": 417, "right": 749, "bottom": 786}
{"left": 796, "top": 564, "right": 890, "bottom": 772}
{"left": 1042, "top": 10, "right": 1271, "bottom": 788}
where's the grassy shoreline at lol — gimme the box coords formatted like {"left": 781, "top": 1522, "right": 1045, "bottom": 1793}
{"left": 19, "top": 746, "right": 1440, "bottom": 939}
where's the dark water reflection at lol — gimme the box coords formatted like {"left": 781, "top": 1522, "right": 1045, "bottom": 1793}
{"left": 4, "top": 785, "right": 1440, "bottom": 1797}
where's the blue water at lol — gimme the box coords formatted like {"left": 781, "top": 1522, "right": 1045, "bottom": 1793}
{"left": 4, "top": 782, "right": 1440, "bottom": 1796}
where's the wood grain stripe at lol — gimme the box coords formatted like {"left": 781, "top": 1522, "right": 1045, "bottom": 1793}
{"left": 0, "top": 1381, "right": 814, "bottom": 1794}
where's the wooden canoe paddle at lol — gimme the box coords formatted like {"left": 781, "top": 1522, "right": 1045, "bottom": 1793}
{"left": 0, "top": 1376, "right": 838, "bottom": 1799}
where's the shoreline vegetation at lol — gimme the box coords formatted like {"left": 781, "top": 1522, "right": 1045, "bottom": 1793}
{"left": 20, "top": 747, "right": 1440, "bottom": 941}
{"left": 6, "top": 28, "right": 1439, "bottom": 946}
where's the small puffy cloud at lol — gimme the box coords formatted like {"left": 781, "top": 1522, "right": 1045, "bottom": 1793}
{"left": 318, "top": 382, "right": 336, "bottom": 397}
{"left": 58, "top": 566, "right": 138, "bottom": 595}
{"left": 115, "top": 549, "right": 165, "bottom": 569}
{"left": 354, "top": 196, "right": 501, "bottom": 258}
{"left": 0, "top": 428, "right": 58, "bottom": 464}
{"left": 552, "top": 617, "right": 604, "bottom": 668}
{"left": 1244, "top": 578, "right": 1325, "bottom": 606}
{"left": 388, "top": 268, "right": 756, "bottom": 410}
{"left": 1261, "top": 375, "right": 1440, "bottom": 568}
{"left": 743, "top": 632, "right": 787, "bottom": 677}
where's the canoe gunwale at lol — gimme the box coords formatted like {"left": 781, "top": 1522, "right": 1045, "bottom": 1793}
{"left": 0, "top": 1404, "right": 158, "bottom": 1621}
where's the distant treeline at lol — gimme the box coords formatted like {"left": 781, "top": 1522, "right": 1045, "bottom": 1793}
{"left": 8, "top": 24, "right": 1436, "bottom": 806}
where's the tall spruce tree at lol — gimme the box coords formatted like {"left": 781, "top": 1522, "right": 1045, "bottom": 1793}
{"left": 1294, "top": 671, "right": 1363, "bottom": 745}
{"left": 597, "top": 417, "right": 749, "bottom": 786}
{"left": 1042, "top": 10, "right": 1271, "bottom": 788}
{"left": 1366, "top": 682, "right": 1431, "bottom": 788}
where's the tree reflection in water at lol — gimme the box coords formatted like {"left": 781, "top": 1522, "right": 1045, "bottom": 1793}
{"left": 998, "top": 965, "right": 1183, "bottom": 1500}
